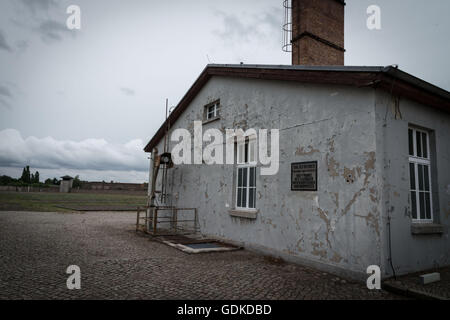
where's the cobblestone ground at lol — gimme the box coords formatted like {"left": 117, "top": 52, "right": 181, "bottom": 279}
{"left": 0, "top": 211, "right": 403, "bottom": 300}
{"left": 384, "top": 267, "right": 450, "bottom": 299}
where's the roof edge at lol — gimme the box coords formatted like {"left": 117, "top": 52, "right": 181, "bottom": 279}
{"left": 144, "top": 64, "right": 450, "bottom": 153}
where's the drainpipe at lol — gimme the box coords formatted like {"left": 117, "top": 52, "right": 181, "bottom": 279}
{"left": 147, "top": 155, "right": 153, "bottom": 200}
{"left": 387, "top": 213, "right": 397, "bottom": 280}
{"left": 147, "top": 148, "right": 159, "bottom": 230}
{"left": 381, "top": 78, "right": 398, "bottom": 280}
{"left": 146, "top": 152, "right": 153, "bottom": 231}
{"left": 149, "top": 148, "right": 160, "bottom": 208}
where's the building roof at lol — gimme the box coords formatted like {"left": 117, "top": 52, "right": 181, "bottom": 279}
{"left": 144, "top": 64, "right": 450, "bottom": 152}
{"left": 60, "top": 175, "right": 74, "bottom": 180}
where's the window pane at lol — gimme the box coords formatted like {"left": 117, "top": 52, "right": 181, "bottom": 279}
{"left": 419, "top": 192, "right": 425, "bottom": 220}
{"left": 240, "top": 168, "right": 246, "bottom": 187}
{"left": 249, "top": 141, "right": 255, "bottom": 163}
{"left": 425, "top": 193, "right": 431, "bottom": 220}
{"left": 237, "top": 188, "right": 242, "bottom": 207}
{"left": 411, "top": 191, "right": 417, "bottom": 219}
{"left": 243, "top": 168, "right": 248, "bottom": 187}
{"left": 422, "top": 132, "right": 428, "bottom": 159}
{"left": 245, "top": 141, "right": 249, "bottom": 163}
{"left": 215, "top": 104, "right": 220, "bottom": 117}
{"left": 424, "top": 165, "right": 430, "bottom": 192}
{"left": 416, "top": 131, "right": 422, "bottom": 157}
{"left": 418, "top": 164, "right": 424, "bottom": 191}
{"left": 250, "top": 167, "right": 256, "bottom": 187}
{"left": 242, "top": 167, "right": 248, "bottom": 207}
{"left": 408, "top": 129, "right": 414, "bottom": 156}
{"left": 249, "top": 188, "right": 255, "bottom": 209}
{"left": 409, "top": 163, "right": 416, "bottom": 190}
{"left": 238, "top": 168, "right": 243, "bottom": 187}
{"left": 238, "top": 144, "right": 244, "bottom": 164}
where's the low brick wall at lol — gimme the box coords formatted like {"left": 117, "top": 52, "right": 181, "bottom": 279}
{"left": 0, "top": 185, "right": 148, "bottom": 196}
{"left": 71, "top": 188, "right": 147, "bottom": 196}
{"left": 0, "top": 186, "right": 59, "bottom": 193}
{"left": 82, "top": 182, "right": 148, "bottom": 192}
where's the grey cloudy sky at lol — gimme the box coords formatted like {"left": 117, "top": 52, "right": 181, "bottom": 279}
{"left": 0, "top": 0, "right": 449, "bottom": 182}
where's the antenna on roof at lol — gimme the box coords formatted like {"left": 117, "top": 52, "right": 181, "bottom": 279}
{"left": 163, "top": 98, "right": 169, "bottom": 153}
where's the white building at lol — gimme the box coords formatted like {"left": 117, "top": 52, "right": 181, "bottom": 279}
{"left": 144, "top": 0, "right": 450, "bottom": 280}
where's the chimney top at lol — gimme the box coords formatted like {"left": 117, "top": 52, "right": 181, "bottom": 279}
{"left": 291, "top": 0, "right": 345, "bottom": 66}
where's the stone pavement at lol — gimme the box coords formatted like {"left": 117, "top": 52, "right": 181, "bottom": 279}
{"left": 383, "top": 267, "right": 450, "bottom": 300}
{"left": 0, "top": 211, "right": 403, "bottom": 300}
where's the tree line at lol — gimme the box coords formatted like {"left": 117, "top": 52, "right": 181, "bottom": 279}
{"left": 0, "top": 166, "right": 83, "bottom": 188}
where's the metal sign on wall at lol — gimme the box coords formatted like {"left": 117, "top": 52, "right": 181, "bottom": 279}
{"left": 291, "top": 161, "right": 318, "bottom": 191}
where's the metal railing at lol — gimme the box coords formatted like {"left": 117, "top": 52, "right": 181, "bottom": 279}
{"left": 136, "top": 206, "right": 198, "bottom": 236}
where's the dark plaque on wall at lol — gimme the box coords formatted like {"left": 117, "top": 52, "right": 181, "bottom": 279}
{"left": 291, "top": 161, "right": 318, "bottom": 191}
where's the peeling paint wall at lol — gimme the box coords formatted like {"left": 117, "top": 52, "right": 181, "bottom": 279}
{"left": 153, "top": 76, "right": 386, "bottom": 279}
{"left": 374, "top": 90, "right": 450, "bottom": 277}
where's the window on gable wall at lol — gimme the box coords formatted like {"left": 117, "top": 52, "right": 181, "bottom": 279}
{"left": 236, "top": 137, "right": 257, "bottom": 210}
{"left": 408, "top": 127, "right": 433, "bottom": 223}
{"left": 205, "top": 100, "right": 220, "bottom": 121}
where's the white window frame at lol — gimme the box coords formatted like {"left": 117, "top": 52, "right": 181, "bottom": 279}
{"left": 205, "top": 101, "right": 220, "bottom": 120}
{"left": 236, "top": 137, "right": 257, "bottom": 210}
{"left": 408, "top": 127, "right": 433, "bottom": 223}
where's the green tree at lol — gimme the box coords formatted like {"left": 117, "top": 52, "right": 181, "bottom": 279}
{"left": 73, "top": 175, "right": 82, "bottom": 188}
{"left": 20, "top": 168, "right": 25, "bottom": 182}
{"left": 20, "top": 166, "right": 31, "bottom": 184}
{"left": 44, "top": 178, "right": 53, "bottom": 185}
{"left": 20, "top": 167, "right": 27, "bottom": 183}
{"left": 0, "top": 175, "right": 16, "bottom": 186}
{"left": 34, "top": 171, "right": 40, "bottom": 183}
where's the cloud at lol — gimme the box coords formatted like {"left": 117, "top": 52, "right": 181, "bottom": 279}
{"left": 11, "top": 1, "right": 71, "bottom": 45}
{"left": 213, "top": 8, "right": 282, "bottom": 45}
{"left": 0, "top": 98, "right": 11, "bottom": 110}
{"left": 35, "top": 19, "right": 73, "bottom": 43}
{"left": 0, "top": 85, "right": 13, "bottom": 109}
{"left": 0, "top": 30, "right": 12, "bottom": 52}
{"left": 0, "top": 86, "right": 13, "bottom": 98}
{"left": 19, "top": 0, "right": 58, "bottom": 14}
{"left": 0, "top": 129, "right": 148, "bottom": 172}
{"left": 120, "top": 87, "right": 135, "bottom": 96}
{"left": 15, "top": 40, "right": 29, "bottom": 52}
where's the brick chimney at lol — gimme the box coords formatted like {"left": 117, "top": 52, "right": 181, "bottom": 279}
{"left": 291, "top": 0, "right": 345, "bottom": 65}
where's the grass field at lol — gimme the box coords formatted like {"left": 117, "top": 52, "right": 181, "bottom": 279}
{"left": 0, "top": 192, "right": 148, "bottom": 212}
